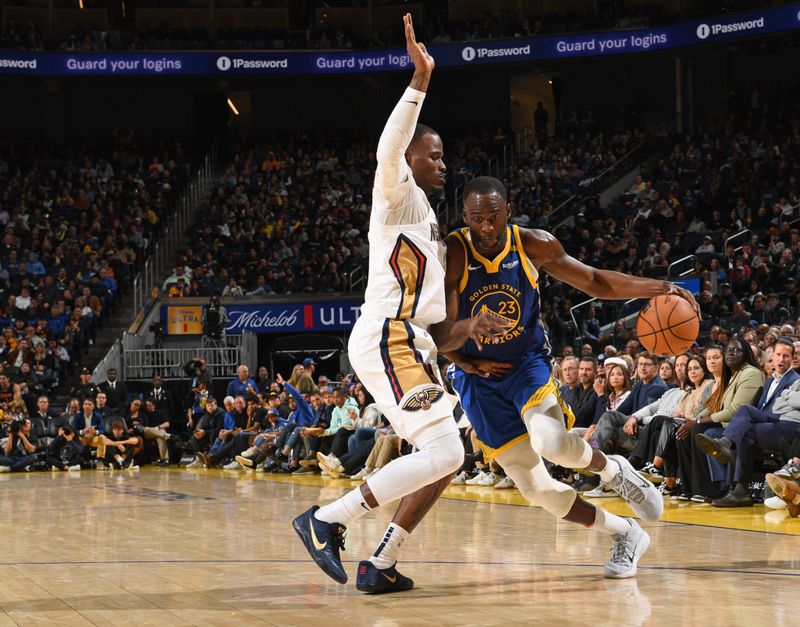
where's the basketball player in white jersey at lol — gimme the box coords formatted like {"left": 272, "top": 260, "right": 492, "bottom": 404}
{"left": 292, "top": 13, "right": 508, "bottom": 593}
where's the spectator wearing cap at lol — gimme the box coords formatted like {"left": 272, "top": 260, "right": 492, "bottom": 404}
{"left": 266, "top": 391, "right": 288, "bottom": 419}
{"left": 97, "top": 368, "right": 128, "bottom": 413}
{"left": 69, "top": 367, "right": 98, "bottom": 403}
{"left": 226, "top": 364, "right": 259, "bottom": 401}
{"left": 696, "top": 235, "right": 715, "bottom": 255}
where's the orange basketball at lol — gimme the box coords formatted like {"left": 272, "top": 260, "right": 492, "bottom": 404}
{"left": 635, "top": 294, "right": 700, "bottom": 356}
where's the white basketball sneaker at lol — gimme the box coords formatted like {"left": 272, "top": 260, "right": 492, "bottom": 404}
{"left": 606, "top": 455, "right": 664, "bottom": 522}
{"left": 604, "top": 519, "right": 651, "bottom": 579}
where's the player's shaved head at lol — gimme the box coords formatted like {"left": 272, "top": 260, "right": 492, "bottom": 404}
{"left": 408, "top": 123, "right": 438, "bottom": 149}
{"left": 464, "top": 176, "right": 508, "bottom": 201}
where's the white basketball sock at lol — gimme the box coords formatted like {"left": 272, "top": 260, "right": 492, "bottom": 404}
{"left": 596, "top": 455, "right": 620, "bottom": 483}
{"left": 369, "top": 522, "right": 410, "bottom": 570}
{"left": 315, "top": 487, "right": 372, "bottom": 527}
{"left": 589, "top": 507, "right": 631, "bottom": 536}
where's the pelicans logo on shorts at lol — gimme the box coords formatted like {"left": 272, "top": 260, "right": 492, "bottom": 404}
{"left": 401, "top": 387, "right": 444, "bottom": 412}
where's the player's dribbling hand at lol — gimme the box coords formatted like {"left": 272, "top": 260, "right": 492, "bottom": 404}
{"left": 663, "top": 282, "right": 701, "bottom": 319}
{"left": 404, "top": 13, "right": 434, "bottom": 75}
{"left": 460, "top": 357, "right": 514, "bottom": 378}
{"left": 467, "top": 313, "right": 513, "bottom": 350}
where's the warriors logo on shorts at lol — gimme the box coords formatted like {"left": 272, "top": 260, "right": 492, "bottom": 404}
{"left": 401, "top": 387, "right": 444, "bottom": 412}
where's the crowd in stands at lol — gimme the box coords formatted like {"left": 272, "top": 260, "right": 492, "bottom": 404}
{"left": 546, "top": 83, "right": 800, "bottom": 350}
{"left": 3, "top": 340, "right": 799, "bottom": 518}
{"left": 0, "top": 0, "right": 776, "bottom": 52}
{"left": 0, "top": 131, "right": 194, "bottom": 393}
{"left": 164, "top": 130, "right": 498, "bottom": 297}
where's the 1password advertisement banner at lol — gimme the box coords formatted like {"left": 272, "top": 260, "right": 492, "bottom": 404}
{"left": 162, "top": 300, "right": 364, "bottom": 335}
{"left": 2, "top": 4, "right": 799, "bottom": 76}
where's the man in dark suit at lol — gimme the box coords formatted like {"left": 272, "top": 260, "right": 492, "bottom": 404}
{"left": 697, "top": 337, "right": 800, "bottom": 506}
{"left": 97, "top": 368, "right": 128, "bottom": 413}
{"left": 148, "top": 374, "right": 174, "bottom": 429}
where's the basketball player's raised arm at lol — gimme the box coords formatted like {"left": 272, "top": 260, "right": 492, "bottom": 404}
{"left": 374, "top": 14, "right": 431, "bottom": 193}
{"left": 430, "top": 234, "right": 512, "bottom": 355}
{"left": 524, "top": 229, "right": 701, "bottom": 317}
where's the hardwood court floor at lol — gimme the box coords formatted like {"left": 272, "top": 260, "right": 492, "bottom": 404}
{"left": 1, "top": 468, "right": 798, "bottom": 626}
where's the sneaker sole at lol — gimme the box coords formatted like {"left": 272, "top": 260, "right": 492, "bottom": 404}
{"left": 766, "top": 474, "right": 800, "bottom": 517}
{"left": 235, "top": 456, "right": 253, "bottom": 468}
{"left": 604, "top": 528, "right": 651, "bottom": 579}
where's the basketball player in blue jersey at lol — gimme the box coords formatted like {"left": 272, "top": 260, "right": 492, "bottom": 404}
{"left": 293, "top": 15, "right": 509, "bottom": 594}
{"left": 433, "top": 176, "right": 700, "bottom": 578}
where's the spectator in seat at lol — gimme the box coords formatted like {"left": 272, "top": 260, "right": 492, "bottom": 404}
{"left": 0, "top": 373, "right": 20, "bottom": 404}
{"left": 149, "top": 374, "right": 174, "bottom": 427}
{"left": 70, "top": 367, "right": 98, "bottom": 403}
{"left": 187, "top": 396, "right": 224, "bottom": 467}
{"left": 314, "top": 388, "right": 358, "bottom": 470}
{"left": 94, "top": 392, "right": 116, "bottom": 422}
{"left": 71, "top": 397, "right": 106, "bottom": 467}
{"left": 590, "top": 352, "right": 668, "bottom": 453}
{"left": 0, "top": 417, "right": 39, "bottom": 472}
{"left": 141, "top": 397, "right": 171, "bottom": 465}
{"left": 208, "top": 396, "right": 249, "bottom": 468}
{"left": 675, "top": 338, "right": 763, "bottom": 501}
{"left": 226, "top": 364, "right": 259, "bottom": 401}
{"left": 255, "top": 366, "right": 271, "bottom": 392}
{"left": 696, "top": 337, "right": 799, "bottom": 507}
{"left": 631, "top": 353, "right": 714, "bottom": 494}
{"left": 102, "top": 419, "right": 140, "bottom": 470}
{"left": 98, "top": 368, "right": 128, "bottom": 413}
{"left": 568, "top": 356, "right": 598, "bottom": 429}
{"left": 33, "top": 395, "right": 59, "bottom": 448}
{"left": 558, "top": 357, "right": 579, "bottom": 403}
{"left": 45, "top": 426, "right": 82, "bottom": 471}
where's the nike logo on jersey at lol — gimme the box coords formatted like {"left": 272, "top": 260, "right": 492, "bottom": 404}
{"left": 310, "top": 520, "right": 327, "bottom": 550}
{"left": 468, "top": 264, "right": 482, "bottom": 271}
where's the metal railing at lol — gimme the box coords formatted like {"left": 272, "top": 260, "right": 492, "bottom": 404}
{"left": 122, "top": 330, "right": 257, "bottom": 381}
{"left": 668, "top": 255, "right": 697, "bottom": 279}
{"left": 90, "top": 339, "right": 122, "bottom": 384}
{"left": 349, "top": 265, "right": 365, "bottom": 292}
{"left": 539, "top": 140, "right": 649, "bottom": 227}
{"left": 725, "top": 229, "right": 751, "bottom": 254}
{"left": 133, "top": 144, "right": 218, "bottom": 317}
{"left": 515, "top": 126, "right": 534, "bottom": 155}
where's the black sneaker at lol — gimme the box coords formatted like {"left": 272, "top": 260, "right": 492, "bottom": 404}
{"left": 292, "top": 505, "right": 348, "bottom": 584}
{"left": 355, "top": 561, "right": 414, "bottom": 594}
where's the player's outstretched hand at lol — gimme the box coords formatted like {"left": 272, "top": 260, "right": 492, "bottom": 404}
{"left": 466, "top": 312, "right": 513, "bottom": 350}
{"left": 404, "top": 13, "right": 434, "bottom": 75}
{"left": 663, "top": 282, "right": 701, "bottom": 319}
{"left": 459, "top": 357, "right": 514, "bottom": 379}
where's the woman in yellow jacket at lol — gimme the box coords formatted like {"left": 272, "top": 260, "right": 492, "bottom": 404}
{"left": 674, "top": 338, "right": 763, "bottom": 501}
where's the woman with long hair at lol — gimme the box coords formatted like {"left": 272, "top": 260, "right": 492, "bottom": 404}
{"left": 675, "top": 338, "right": 763, "bottom": 501}
{"left": 631, "top": 353, "right": 714, "bottom": 493}
{"left": 582, "top": 359, "right": 632, "bottom": 443}
{"left": 659, "top": 359, "right": 679, "bottom": 388}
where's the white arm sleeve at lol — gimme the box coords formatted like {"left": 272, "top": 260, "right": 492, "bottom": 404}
{"left": 376, "top": 87, "right": 426, "bottom": 187}
{"left": 371, "top": 87, "right": 430, "bottom": 226}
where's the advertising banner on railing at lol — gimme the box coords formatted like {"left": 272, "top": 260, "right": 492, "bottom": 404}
{"left": 1, "top": 4, "right": 798, "bottom": 76}
{"left": 161, "top": 300, "right": 364, "bottom": 335}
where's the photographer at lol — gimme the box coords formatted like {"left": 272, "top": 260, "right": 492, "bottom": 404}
{"left": 45, "top": 426, "right": 82, "bottom": 471}
{"left": 183, "top": 356, "right": 208, "bottom": 388}
{"left": 202, "top": 295, "right": 229, "bottom": 341}
{"left": 0, "top": 417, "right": 40, "bottom": 472}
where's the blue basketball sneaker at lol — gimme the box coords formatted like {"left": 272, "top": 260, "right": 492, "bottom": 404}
{"left": 292, "top": 505, "right": 348, "bottom": 584}
{"left": 355, "top": 560, "right": 414, "bottom": 594}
